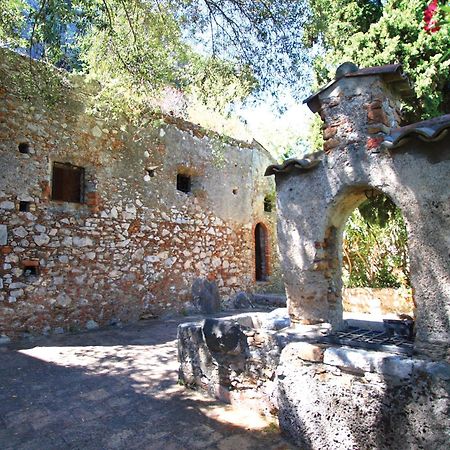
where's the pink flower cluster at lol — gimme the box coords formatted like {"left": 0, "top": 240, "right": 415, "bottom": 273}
{"left": 424, "top": 0, "right": 441, "bottom": 33}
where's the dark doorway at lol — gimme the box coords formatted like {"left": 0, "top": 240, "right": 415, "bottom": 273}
{"left": 255, "top": 223, "right": 268, "bottom": 281}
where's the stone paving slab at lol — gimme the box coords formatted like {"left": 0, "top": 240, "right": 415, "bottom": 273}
{"left": 0, "top": 318, "right": 296, "bottom": 449}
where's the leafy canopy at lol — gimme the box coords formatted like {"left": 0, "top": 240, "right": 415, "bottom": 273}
{"left": 304, "top": 0, "right": 450, "bottom": 120}
{"left": 0, "top": 0, "right": 312, "bottom": 114}
{"left": 343, "top": 195, "right": 410, "bottom": 289}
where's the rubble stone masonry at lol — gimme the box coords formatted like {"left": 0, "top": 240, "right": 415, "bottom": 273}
{"left": 0, "top": 50, "right": 280, "bottom": 339}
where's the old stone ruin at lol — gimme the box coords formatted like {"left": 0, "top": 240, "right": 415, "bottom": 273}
{"left": 0, "top": 49, "right": 283, "bottom": 341}
{"left": 179, "top": 63, "right": 450, "bottom": 449}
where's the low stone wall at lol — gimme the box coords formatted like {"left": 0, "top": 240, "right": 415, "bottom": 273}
{"left": 343, "top": 287, "right": 414, "bottom": 316}
{"left": 278, "top": 343, "right": 450, "bottom": 450}
{"left": 178, "top": 309, "right": 293, "bottom": 416}
{"left": 178, "top": 313, "right": 450, "bottom": 449}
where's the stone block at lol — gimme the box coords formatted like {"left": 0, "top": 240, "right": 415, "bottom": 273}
{"left": 323, "top": 346, "right": 391, "bottom": 373}
{"left": 1, "top": 246, "right": 12, "bottom": 255}
{"left": 86, "top": 320, "right": 99, "bottom": 330}
{"left": 295, "top": 342, "right": 325, "bottom": 362}
{"left": 192, "top": 278, "right": 221, "bottom": 314}
{"left": 233, "top": 291, "right": 252, "bottom": 309}
{"left": 424, "top": 361, "right": 450, "bottom": 380}
{"left": 323, "top": 126, "right": 337, "bottom": 140}
{"left": 379, "top": 355, "right": 414, "bottom": 379}
{"left": 33, "top": 234, "right": 50, "bottom": 246}
{"left": 0, "top": 201, "right": 15, "bottom": 210}
{"left": 13, "top": 226, "right": 28, "bottom": 238}
{"left": 367, "top": 107, "right": 389, "bottom": 126}
{"left": 366, "top": 136, "right": 383, "bottom": 150}
{"left": 323, "top": 137, "right": 340, "bottom": 152}
{"left": 232, "top": 313, "right": 256, "bottom": 329}
{"left": 260, "top": 308, "right": 290, "bottom": 331}
{"left": 0, "top": 335, "right": 11, "bottom": 345}
{"left": 73, "top": 237, "right": 93, "bottom": 247}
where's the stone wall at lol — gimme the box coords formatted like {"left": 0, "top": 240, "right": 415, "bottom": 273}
{"left": 178, "top": 311, "right": 450, "bottom": 450}
{"left": 0, "top": 50, "right": 281, "bottom": 339}
{"left": 178, "top": 312, "right": 286, "bottom": 416}
{"left": 343, "top": 287, "right": 414, "bottom": 316}
{"left": 278, "top": 342, "right": 450, "bottom": 450}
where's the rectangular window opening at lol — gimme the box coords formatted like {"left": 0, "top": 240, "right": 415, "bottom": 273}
{"left": 264, "top": 197, "right": 273, "bottom": 213}
{"left": 23, "top": 261, "right": 39, "bottom": 277}
{"left": 52, "top": 162, "right": 84, "bottom": 203}
{"left": 177, "top": 174, "right": 191, "bottom": 193}
{"left": 19, "top": 201, "right": 31, "bottom": 212}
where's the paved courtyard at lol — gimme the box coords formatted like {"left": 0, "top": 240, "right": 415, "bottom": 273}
{"left": 0, "top": 317, "right": 294, "bottom": 450}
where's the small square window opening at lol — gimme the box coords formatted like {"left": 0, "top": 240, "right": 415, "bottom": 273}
{"left": 18, "top": 143, "right": 30, "bottom": 154}
{"left": 177, "top": 174, "right": 191, "bottom": 193}
{"left": 23, "top": 261, "right": 39, "bottom": 277}
{"left": 19, "top": 201, "right": 30, "bottom": 212}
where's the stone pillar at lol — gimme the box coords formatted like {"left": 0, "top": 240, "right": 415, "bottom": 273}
{"left": 310, "top": 64, "right": 404, "bottom": 154}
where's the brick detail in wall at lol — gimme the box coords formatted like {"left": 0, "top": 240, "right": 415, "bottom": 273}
{"left": 86, "top": 192, "right": 101, "bottom": 212}
{"left": 366, "top": 99, "right": 389, "bottom": 127}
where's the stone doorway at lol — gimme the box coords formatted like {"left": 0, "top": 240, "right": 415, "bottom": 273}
{"left": 255, "top": 223, "right": 268, "bottom": 281}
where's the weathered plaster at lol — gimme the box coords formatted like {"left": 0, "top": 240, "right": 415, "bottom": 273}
{"left": 273, "top": 74, "right": 450, "bottom": 345}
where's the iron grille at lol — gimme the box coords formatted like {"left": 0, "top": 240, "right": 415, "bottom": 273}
{"left": 319, "top": 327, "right": 414, "bottom": 355}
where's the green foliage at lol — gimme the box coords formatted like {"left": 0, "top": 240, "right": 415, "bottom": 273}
{"left": 0, "top": 48, "right": 73, "bottom": 109}
{"left": 79, "top": 5, "right": 195, "bottom": 119}
{"left": 0, "top": 0, "right": 27, "bottom": 47}
{"left": 0, "top": 1, "right": 312, "bottom": 108}
{"left": 358, "top": 193, "right": 398, "bottom": 227}
{"left": 306, "top": 114, "right": 325, "bottom": 154}
{"left": 304, "top": 0, "right": 383, "bottom": 51}
{"left": 306, "top": 0, "right": 450, "bottom": 121}
{"left": 342, "top": 195, "right": 410, "bottom": 289}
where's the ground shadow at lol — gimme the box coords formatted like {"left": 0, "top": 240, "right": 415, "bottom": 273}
{"left": 0, "top": 319, "right": 295, "bottom": 450}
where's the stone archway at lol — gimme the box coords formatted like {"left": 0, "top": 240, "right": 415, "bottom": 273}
{"left": 266, "top": 65, "right": 450, "bottom": 345}
{"left": 268, "top": 148, "right": 449, "bottom": 345}
{"left": 320, "top": 186, "right": 413, "bottom": 329}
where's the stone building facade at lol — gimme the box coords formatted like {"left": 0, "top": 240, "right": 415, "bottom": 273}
{"left": 0, "top": 50, "right": 280, "bottom": 340}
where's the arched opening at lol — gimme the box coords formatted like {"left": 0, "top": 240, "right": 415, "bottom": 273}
{"left": 335, "top": 189, "right": 415, "bottom": 344}
{"left": 318, "top": 186, "right": 415, "bottom": 348}
{"left": 255, "top": 223, "right": 269, "bottom": 282}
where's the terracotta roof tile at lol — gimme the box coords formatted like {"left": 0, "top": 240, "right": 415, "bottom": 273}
{"left": 264, "top": 157, "right": 320, "bottom": 176}
{"left": 382, "top": 114, "right": 450, "bottom": 149}
{"left": 304, "top": 64, "right": 413, "bottom": 112}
